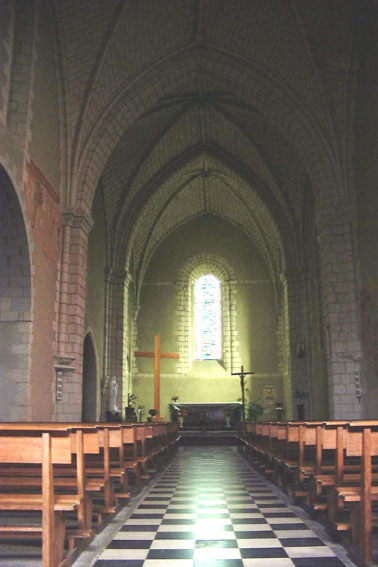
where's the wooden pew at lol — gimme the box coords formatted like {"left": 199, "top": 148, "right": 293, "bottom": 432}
{"left": 271, "top": 421, "right": 351, "bottom": 501}
{"left": 307, "top": 421, "right": 351, "bottom": 512}
{"left": 0, "top": 429, "right": 82, "bottom": 567}
{"left": 0, "top": 423, "right": 109, "bottom": 531}
{"left": 239, "top": 418, "right": 378, "bottom": 564}
{"left": 307, "top": 421, "right": 378, "bottom": 518}
{"left": 327, "top": 421, "right": 378, "bottom": 563}
{"left": 86, "top": 424, "right": 128, "bottom": 513}
{"left": 120, "top": 423, "right": 139, "bottom": 491}
{"left": 144, "top": 423, "right": 160, "bottom": 473}
{"left": 0, "top": 423, "right": 132, "bottom": 524}
{"left": 135, "top": 423, "right": 150, "bottom": 480}
{"left": 0, "top": 420, "right": 178, "bottom": 565}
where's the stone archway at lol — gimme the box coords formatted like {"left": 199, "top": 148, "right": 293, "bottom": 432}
{"left": 175, "top": 253, "right": 240, "bottom": 375}
{"left": 0, "top": 165, "right": 32, "bottom": 421}
{"left": 82, "top": 332, "right": 98, "bottom": 421}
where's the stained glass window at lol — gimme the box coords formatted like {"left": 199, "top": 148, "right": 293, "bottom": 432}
{"left": 195, "top": 274, "right": 221, "bottom": 359}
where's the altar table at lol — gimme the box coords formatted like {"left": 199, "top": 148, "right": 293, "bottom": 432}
{"left": 170, "top": 402, "right": 242, "bottom": 429}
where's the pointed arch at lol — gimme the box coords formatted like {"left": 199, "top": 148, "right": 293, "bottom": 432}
{"left": 0, "top": 164, "right": 32, "bottom": 421}
{"left": 176, "top": 254, "right": 240, "bottom": 374}
{"left": 82, "top": 331, "right": 98, "bottom": 421}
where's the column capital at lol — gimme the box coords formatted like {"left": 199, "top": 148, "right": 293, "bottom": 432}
{"left": 54, "top": 354, "right": 76, "bottom": 371}
{"left": 62, "top": 208, "right": 94, "bottom": 235}
{"left": 315, "top": 204, "right": 355, "bottom": 236}
{"left": 280, "top": 267, "right": 306, "bottom": 285}
{"left": 105, "top": 266, "right": 128, "bottom": 285}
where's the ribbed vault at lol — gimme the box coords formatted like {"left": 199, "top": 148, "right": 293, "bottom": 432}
{"left": 53, "top": 1, "right": 360, "bottom": 215}
{"left": 125, "top": 154, "right": 282, "bottom": 290}
{"left": 100, "top": 92, "right": 305, "bottom": 293}
{"left": 52, "top": 0, "right": 361, "bottom": 303}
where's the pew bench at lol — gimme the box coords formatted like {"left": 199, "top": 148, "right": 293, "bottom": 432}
{"left": 0, "top": 430, "right": 82, "bottom": 567}
{"left": 0, "top": 423, "right": 105, "bottom": 532}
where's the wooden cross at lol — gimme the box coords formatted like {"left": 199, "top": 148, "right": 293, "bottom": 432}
{"left": 134, "top": 335, "right": 179, "bottom": 416}
{"left": 231, "top": 365, "right": 255, "bottom": 422}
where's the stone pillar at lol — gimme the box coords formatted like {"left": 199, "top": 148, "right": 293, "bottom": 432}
{"left": 101, "top": 268, "right": 127, "bottom": 419}
{"left": 316, "top": 210, "right": 362, "bottom": 419}
{"left": 283, "top": 269, "right": 312, "bottom": 419}
{"left": 279, "top": 275, "right": 292, "bottom": 418}
{"left": 55, "top": 209, "right": 92, "bottom": 422}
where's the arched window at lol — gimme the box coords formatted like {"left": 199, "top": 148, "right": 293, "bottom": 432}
{"left": 194, "top": 274, "right": 222, "bottom": 359}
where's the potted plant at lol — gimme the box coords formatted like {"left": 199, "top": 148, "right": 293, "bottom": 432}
{"left": 125, "top": 393, "right": 138, "bottom": 421}
{"left": 248, "top": 400, "right": 264, "bottom": 422}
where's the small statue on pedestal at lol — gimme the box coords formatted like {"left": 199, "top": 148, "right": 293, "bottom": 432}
{"left": 106, "top": 376, "right": 121, "bottom": 421}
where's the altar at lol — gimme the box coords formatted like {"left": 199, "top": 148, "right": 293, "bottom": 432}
{"left": 170, "top": 402, "right": 242, "bottom": 429}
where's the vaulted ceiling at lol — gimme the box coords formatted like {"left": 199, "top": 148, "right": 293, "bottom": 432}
{"left": 54, "top": 0, "right": 366, "bottom": 289}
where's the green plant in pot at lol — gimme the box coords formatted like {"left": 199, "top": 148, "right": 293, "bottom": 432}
{"left": 125, "top": 393, "right": 138, "bottom": 421}
{"left": 248, "top": 400, "right": 264, "bottom": 422}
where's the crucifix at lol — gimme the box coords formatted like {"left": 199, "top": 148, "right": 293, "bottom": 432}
{"left": 232, "top": 365, "right": 255, "bottom": 422}
{"left": 134, "top": 335, "right": 179, "bottom": 416}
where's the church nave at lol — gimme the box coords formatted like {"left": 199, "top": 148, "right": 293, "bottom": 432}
{"left": 81, "top": 447, "right": 355, "bottom": 567}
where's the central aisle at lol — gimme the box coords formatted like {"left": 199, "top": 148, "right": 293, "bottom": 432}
{"left": 92, "top": 447, "right": 352, "bottom": 567}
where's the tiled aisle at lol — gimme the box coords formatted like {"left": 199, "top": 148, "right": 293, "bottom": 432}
{"left": 92, "top": 447, "right": 353, "bottom": 567}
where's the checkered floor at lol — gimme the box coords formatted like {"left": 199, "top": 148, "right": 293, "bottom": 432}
{"left": 93, "top": 447, "right": 351, "bottom": 567}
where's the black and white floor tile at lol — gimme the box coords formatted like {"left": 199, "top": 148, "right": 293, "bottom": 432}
{"left": 91, "top": 447, "right": 356, "bottom": 567}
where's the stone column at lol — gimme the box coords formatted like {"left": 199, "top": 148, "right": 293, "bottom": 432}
{"left": 283, "top": 269, "right": 312, "bottom": 419}
{"left": 316, "top": 210, "right": 362, "bottom": 419}
{"left": 55, "top": 209, "right": 93, "bottom": 421}
{"left": 101, "top": 268, "right": 128, "bottom": 418}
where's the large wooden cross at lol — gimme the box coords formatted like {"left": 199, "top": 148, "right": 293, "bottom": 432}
{"left": 134, "top": 335, "right": 179, "bottom": 416}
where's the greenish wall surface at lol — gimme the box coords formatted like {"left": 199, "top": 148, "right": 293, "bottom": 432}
{"left": 145, "top": 215, "right": 269, "bottom": 281}
{"left": 30, "top": 3, "right": 60, "bottom": 191}
{"left": 84, "top": 186, "right": 108, "bottom": 419}
{"left": 134, "top": 215, "right": 280, "bottom": 421}
{"left": 237, "top": 282, "right": 277, "bottom": 375}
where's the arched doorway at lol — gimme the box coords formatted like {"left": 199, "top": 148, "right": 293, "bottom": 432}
{"left": 0, "top": 165, "right": 32, "bottom": 421}
{"left": 82, "top": 333, "right": 98, "bottom": 421}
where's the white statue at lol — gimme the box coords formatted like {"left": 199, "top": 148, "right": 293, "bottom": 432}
{"left": 109, "top": 376, "right": 119, "bottom": 414}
